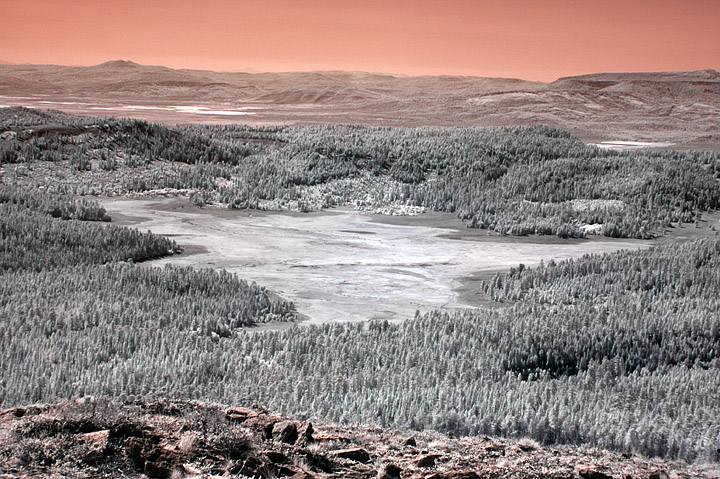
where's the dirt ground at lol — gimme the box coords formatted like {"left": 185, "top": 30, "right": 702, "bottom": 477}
{"left": 101, "top": 197, "right": 663, "bottom": 325}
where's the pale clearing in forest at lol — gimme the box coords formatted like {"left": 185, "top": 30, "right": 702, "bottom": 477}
{"left": 103, "top": 197, "right": 651, "bottom": 324}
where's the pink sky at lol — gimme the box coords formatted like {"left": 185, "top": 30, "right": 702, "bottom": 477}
{"left": 1, "top": 0, "right": 718, "bottom": 81}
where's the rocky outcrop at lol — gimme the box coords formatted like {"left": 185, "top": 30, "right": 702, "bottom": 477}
{"left": 333, "top": 447, "right": 372, "bottom": 463}
{"left": 0, "top": 399, "right": 717, "bottom": 479}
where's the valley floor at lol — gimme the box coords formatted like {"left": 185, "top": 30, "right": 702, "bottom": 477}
{"left": 101, "top": 197, "right": 654, "bottom": 324}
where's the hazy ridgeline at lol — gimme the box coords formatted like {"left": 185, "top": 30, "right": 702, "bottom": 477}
{"left": 1, "top": 107, "right": 720, "bottom": 463}
{"left": 2, "top": 107, "right": 719, "bottom": 239}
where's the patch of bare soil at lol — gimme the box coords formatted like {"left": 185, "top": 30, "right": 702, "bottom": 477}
{"left": 452, "top": 269, "right": 510, "bottom": 309}
{"left": 1, "top": 398, "right": 717, "bottom": 479}
{"left": 656, "top": 211, "right": 720, "bottom": 244}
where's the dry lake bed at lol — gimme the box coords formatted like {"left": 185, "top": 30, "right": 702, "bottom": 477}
{"left": 102, "top": 197, "right": 653, "bottom": 325}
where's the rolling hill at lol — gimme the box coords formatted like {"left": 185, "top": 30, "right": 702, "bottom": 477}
{"left": 1, "top": 61, "right": 718, "bottom": 149}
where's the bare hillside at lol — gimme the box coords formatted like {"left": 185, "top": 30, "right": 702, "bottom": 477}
{"left": 1, "top": 62, "right": 718, "bottom": 149}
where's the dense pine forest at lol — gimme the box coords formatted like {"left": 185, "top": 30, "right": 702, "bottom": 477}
{"left": 1, "top": 107, "right": 719, "bottom": 465}
{"left": 2, "top": 107, "right": 719, "bottom": 238}
{"left": 1, "top": 239, "right": 718, "bottom": 463}
{"left": 0, "top": 187, "right": 176, "bottom": 272}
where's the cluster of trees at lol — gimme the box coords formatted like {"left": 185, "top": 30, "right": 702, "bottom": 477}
{"left": 484, "top": 239, "right": 720, "bottom": 379}
{"left": 0, "top": 203, "right": 177, "bottom": 272}
{"left": 0, "top": 263, "right": 295, "bottom": 341}
{"left": 3, "top": 107, "right": 719, "bottom": 238}
{"left": 0, "top": 184, "right": 110, "bottom": 221}
{"left": 270, "top": 124, "right": 719, "bottom": 238}
{"left": 0, "top": 107, "right": 257, "bottom": 167}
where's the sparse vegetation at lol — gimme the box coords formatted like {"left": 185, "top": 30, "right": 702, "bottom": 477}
{"left": 1, "top": 398, "right": 715, "bottom": 479}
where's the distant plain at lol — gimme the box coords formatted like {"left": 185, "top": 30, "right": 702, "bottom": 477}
{"left": 1, "top": 61, "right": 719, "bottom": 150}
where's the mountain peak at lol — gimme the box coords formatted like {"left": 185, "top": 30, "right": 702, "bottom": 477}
{"left": 94, "top": 59, "right": 142, "bottom": 68}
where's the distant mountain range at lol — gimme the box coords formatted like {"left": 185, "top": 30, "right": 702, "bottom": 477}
{"left": 1, "top": 60, "right": 718, "bottom": 149}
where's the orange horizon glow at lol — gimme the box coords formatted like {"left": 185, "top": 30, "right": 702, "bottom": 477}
{"left": 1, "top": 0, "right": 719, "bottom": 82}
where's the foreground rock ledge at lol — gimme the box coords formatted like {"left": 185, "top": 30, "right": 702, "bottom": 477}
{"left": 0, "top": 399, "right": 717, "bottom": 479}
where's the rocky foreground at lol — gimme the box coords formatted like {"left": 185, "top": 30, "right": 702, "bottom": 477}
{"left": 0, "top": 399, "right": 717, "bottom": 479}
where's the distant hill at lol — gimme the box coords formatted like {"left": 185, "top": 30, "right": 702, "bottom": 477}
{"left": 0, "top": 60, "right": 543, "bottom": 102}
{"left": 0, "top": 61, "right": 718, "bottom": 149}
{"left": 0, "top": 60, "right": 13, "bottom": 65}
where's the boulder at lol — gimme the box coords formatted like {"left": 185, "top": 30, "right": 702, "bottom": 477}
{"left": 298, "top": 448, "right": 337, "bottom": 473}
{"left": 244, "top": 413, "right": 282, "bottom": 439}
{"left": 3, "top": 407, "right": 26, "bottom": 418}
{"left": 263, "top": 449, "right": 290, "bottom": 464}
{"left": 484, "top": 443, "right": 505, "bottom": 456}
{"left": 273, "top": 420, "right": 299, "bottom": 444}
{"left": 226, "top": 406, "right": 259, "bottom": 423}
{"left": 333, "top": 447, "right": 372, "bottom": 463}
{"left": 79, "top": 429, "right": 109, "bottom": 453}
{"left": 379, "top": 463, "right": 402, "bottom": 479}
{"left": 297, "top": 422, "right": 314, "bottom": 444}
{"left": 124, "top": 435, "right": 187, "bottom": 479}
{"left": 230, "top": 455, "right": 265, "bottom": 477}
{"left": 415, "top": 454, "right": 442, "bottom": 468}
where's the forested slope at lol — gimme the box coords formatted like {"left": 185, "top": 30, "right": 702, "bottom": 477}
{"left": 1, "top": 237, "right": 718, "bottom": 463}
{"left": 3, "top": 107, "right": 719, "bottom": 238}
{"left": 0, "top": 185, "right": 175, "bottom": 271}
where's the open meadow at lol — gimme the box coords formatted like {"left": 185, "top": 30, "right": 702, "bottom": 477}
{"left": 102, "top": 197, "right": 652, "bottom": 324}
